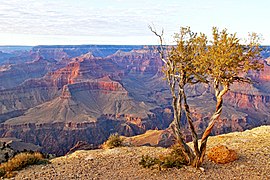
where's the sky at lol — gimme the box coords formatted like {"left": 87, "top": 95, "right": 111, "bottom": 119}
{"left": 0, "top": 0, "right": 269, "bottom": 45}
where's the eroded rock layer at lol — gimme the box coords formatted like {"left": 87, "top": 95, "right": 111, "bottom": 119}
{"left": 0, "top": 45, "right": 269, "bottom": 155}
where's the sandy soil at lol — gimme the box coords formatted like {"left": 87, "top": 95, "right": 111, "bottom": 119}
{"left": 11, "top": 126, "right": 270, "bottom": 180}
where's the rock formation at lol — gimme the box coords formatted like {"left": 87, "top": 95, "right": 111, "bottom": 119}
{"left": 0, "top": 45, "right": 269, "bottom": 155}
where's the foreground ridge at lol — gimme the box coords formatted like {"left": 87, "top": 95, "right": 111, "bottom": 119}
{"left": 14, "top": 126, "right": 270, "bottom": 180}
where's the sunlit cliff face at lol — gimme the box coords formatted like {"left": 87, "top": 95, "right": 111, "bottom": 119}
{"left": 0, "top": 46, "right": 269, "bottom": 155}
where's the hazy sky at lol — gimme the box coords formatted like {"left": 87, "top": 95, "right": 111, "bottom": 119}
{"left": 0, "top": 0, "right": 269, "bottom": 45}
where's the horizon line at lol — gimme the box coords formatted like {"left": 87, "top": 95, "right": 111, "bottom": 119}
{"left": 1, "top": 44, "right": 270, "bottom": 47}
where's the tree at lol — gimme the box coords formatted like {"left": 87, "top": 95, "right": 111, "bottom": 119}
{"left": 196, "top": 27, "right": 263, "bottom": 166}
{"left": 149, "top": 26, "right": 208, "bottom": 165}
{"left": 150, "top": 26, "right": 263, "bottom": 168}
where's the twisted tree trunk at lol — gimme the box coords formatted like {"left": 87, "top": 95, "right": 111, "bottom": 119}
{"left": 168, "top": 78, "right": 195, "bottom": 164}
{"left": 194, "top": 80, "right": 229, "bottom": 167}
{"left": 181, "top": 88, "right": 200, "bottom": 167}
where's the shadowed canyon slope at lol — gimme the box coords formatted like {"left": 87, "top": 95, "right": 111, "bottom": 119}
{"left": 0, "top": 45, "right": 269, "bottom": 155}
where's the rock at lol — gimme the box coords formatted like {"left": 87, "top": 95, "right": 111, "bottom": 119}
{"left": 207, "top": 145, "right": 238, "bottom": 164}
{"left": 240, "top": 164, "right": 246, "bottom": 168}
{"left": 85, "top": 154, "right": 95, "bottom": 161}
{"left": 199, "top": 167, "right": 205, "bottom": 172}
{"left": 123, "top": 129, "right": 175, "bottom": 148}
{"left": 0, "top": 45, "right": 270, "bottom": 157}
{"left": 66, "top": 141, "right": 95, "bottom": 155}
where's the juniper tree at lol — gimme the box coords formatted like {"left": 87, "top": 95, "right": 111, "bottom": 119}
{"left": 195, "top": 28, "right": 263, "bottom": 166}
{"left": 150, "top": 26, "right": 207, "bottom": 164}
{"left": 150, "top": 26, "right": 263, "bottom": 167}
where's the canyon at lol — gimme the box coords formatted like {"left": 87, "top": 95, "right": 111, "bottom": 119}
{"left": 0, "top": 45, "right": 269, "bottom": 155}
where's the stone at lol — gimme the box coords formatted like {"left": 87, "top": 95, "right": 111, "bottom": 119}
{"left": 207, "top": 145, "right": 238, "bottom": 164}
{"left": 199, "top": 167, "right": 205, "bottom": 172}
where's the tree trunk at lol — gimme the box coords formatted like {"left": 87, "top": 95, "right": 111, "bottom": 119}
{"left": 195, "top": 81, "right": 229, "bottom": 167}
{"left": 166, "top": 75, "right": 196, "bottom": 165}
{"left": 181, "top": 88, "right": 199, "bottom": 166}
{"left": 170, "top": 86, "right": 195, "bottom": 164}
{"left": 191, "top": 80, "right": 229, "bottom": 167}
{"left": 195, "top": 94, "right": 224, "bottom": 167}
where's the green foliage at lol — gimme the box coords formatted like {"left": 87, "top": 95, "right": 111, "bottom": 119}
{"left": 204, "top": 27, "right": 263, "bottom": 86}
{"left": 176, "top": 28, "right": 207, "bottom": 70}
{"left": 0, "top": 152, "right": 48, "bottom": 178}
{"left": 0, "top": 168, "right": 5, "bottom": 177}
{"left": 139, "top": 144, "right": 188, "bottom": 169}
{"left": 103, "top": 133, "right": 123, "bottom": 149}
{"left": 166, "top": 26, "right": 263, "bottom": 91}
{"left": 167, "top": 27, "right": 208, "bottom": 85}
{"left": 139, "top": 155, "right": 161, "bottom": 168}
{"left": 151, "top": 25, "right": 264, "bottom": 168}
{"left": 161, "top": 144, "right": 188, "bottom": 168}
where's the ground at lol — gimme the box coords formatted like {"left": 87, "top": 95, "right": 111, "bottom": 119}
{"left": 11, "top": 126, "right": 270, "bottom": 180}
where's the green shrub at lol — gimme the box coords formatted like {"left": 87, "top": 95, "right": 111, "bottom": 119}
{"left": 139, "top": 155, "right": 161, "bottom": 168}
{"left": 0, "top": 168, "right": 5, "bottom": 177}
{"left": 0, "top": 152, "right": 48, "bottom": 178}
{"left": 139, "top": 143, "right": 188, "bottom": 170}
{"left": 161, "top": 144, "right": 188, "bottom": 168}
{"left": 103, "top": 133, "right": 123, "bottom": 149}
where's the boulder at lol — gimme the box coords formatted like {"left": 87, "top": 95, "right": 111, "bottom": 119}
{"left": 207, "top": 145, "right": 238, "bottom": 164}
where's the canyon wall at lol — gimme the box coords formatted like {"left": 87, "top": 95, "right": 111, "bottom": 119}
{"left": 0, "top": 45, "right": 269, "bottom": 155}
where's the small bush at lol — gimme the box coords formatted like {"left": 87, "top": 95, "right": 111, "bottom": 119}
{"left": 0, "top": 168, "right": 5, "bottom": 177}
{"left": 139, "top": 155, "right": 161, "bottom": 169}
{"left": 0, "top": 152, "right": 48, "bottom": 178}
{"left": 139, "top": 143, "right": 188, "bottom": 170}
{"left": 161, "top": 143, "right": 188, "bottom": 168}
{"left": 103, "top": 133, "right": 123, "bottom": 149}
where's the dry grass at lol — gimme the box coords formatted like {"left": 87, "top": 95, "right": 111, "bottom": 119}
{"left": 0, "top": 152, "right": 48, "bottom": 178}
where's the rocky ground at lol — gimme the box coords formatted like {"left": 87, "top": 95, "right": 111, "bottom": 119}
{"left": 9, "top": 126, "right": 270, "bottom": 180}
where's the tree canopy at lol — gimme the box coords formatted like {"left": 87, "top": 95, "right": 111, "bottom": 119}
{"left": 151, "top": 26, "right": 264, "bottom": 167}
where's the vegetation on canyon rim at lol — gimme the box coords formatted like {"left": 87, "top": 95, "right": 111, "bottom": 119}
{"left": 0, "top": 27, "right": 264, "bottom": 177}
{"left": 0, "top": 152, "right": 48, "bottom": 178}
{"left": 102, "top": 133, "right": 124, "bottom": 149}
{"left": 147, "top": 26, "right": 264, "bottom": 168}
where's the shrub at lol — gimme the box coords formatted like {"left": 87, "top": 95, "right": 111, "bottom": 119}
{"left": 139, "top": 143, "right": 188, "bottom": 169}
{"left": 0, "top": 152, "right": 48, "bottom": 178}
{"left": 139, "top": 155, "right": 161, "bottom": 169}
{"left": 103, "top": 133, "right": 123, "bottom": 149}
{"left": 0, "top": 168, "right": 5, "bottom": 177}
{"left": 161, "top": 144, "right": 188, "bottom": 168}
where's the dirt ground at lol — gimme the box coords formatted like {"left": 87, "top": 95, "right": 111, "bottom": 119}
{"left": 12, "top": 126, "right": 270, "bottom": 180}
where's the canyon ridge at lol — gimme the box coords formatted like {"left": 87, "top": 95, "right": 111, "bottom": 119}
{"left": 0, "top": 45, "right": 269, "bottom": 155}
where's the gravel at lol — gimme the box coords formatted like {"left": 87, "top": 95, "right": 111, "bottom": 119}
{"left": 11, "top": 126, "right": 270, "bottom": 180}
